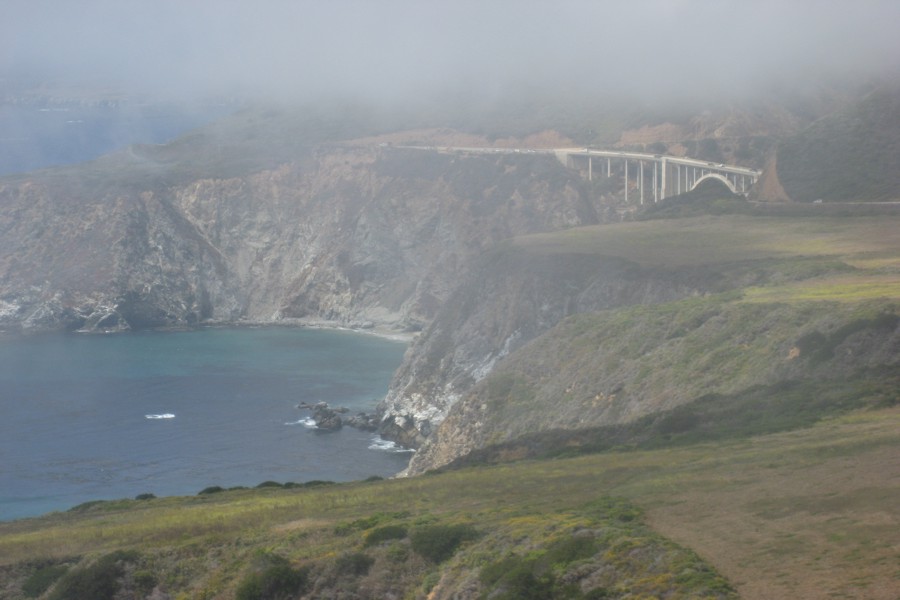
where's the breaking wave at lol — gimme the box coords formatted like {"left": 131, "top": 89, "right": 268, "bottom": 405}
{"left": 285, "top": 417, "right": 318, "bottom": 429}
{"left": 145, "top": 413, "right": 175, "bottom": 420}
{"left": 369, "top": 436, "right": 415, "bottom": 453}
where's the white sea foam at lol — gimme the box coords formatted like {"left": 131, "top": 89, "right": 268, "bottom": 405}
{"left": 369, "top": 436, "right": 415, "bottom": 453}
{"left": 285, "top": 417, "right": 318, "bottom": 429}
{"left": 145, "top": 413, "right": 175, "bottom": 419}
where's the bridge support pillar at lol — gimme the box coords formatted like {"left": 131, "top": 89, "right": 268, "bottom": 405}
{"left": 660, "top": 157, "right": 667, "bottom": 200}
{"left": 639, "top": 161, "right": 644, "bottom": 204}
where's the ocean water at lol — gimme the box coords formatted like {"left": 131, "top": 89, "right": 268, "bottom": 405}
{"left": 0, "top": 327, "right": 411, "bottom": 522}
{"left": 0, "top": 103, "right": 231, "bottom": 176}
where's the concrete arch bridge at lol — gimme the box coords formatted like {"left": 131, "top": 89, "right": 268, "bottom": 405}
{"left": 391, "top": 145, "right": 761, "bottom": 203}
{"left": 558, "top": 148, "right": 760, "bottom": 203}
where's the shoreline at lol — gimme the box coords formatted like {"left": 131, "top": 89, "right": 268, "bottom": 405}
{"left": 204, "top": 316, "right": 418, "bottom": 344}
{"left": 0, "top": 317, "right": 419, "bottom": 344}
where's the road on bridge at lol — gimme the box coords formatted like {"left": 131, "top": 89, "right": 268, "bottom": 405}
{"left": 391, "top": 144, "right": 760, "bottom": 201}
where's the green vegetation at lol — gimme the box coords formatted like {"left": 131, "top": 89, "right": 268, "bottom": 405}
{"left": 235, "top": 553, "right": 308, "bottom": 600}
{"left": 334, "top": 551, "right": 374, "bottom": 577}
{"left": 21, "top": 564, "right": 69, "bottom": 598}
{"left": 777, "top": 83, "right": 900, "bottom": 202}
{"left": 364, "top": 524, "right": 408, "bottom": 547}
{"left": 423, "top": 211, "right": 899, "bottom": 494}
{"left": 638, "top": 178, "right": 750, "bottom": 219}
{"left": 512, "top": 214, "right": 900, "bottom": 269}
{"left": 46, "top": 550, "right": 140, "bottom": 600}
{"left": 0, "top": 406, "right": 896, "bottom": 598}
{"left": 449, "top": 367, "right": 899, "bottom": 468}
{"left": 439, "top": 291, "right": 898, "bottom": 474}
{"left": 0, "top": 209, "right": 897, "bottom": 598}
{"left": 409, "top": 523, "right": 479, "bottom": 563}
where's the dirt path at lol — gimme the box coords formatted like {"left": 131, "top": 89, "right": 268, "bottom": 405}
{"left": 629, "top": 411, "right": 900, "bottom": 599}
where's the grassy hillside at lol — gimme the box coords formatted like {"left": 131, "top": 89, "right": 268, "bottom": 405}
{"left": 776, "top": 82, "right": 900, "bottom": 202}
{"left": 410, "top": 211, "right": 900, "bottom": 468}
{"left": 0, "top": 407, "right": 895, "bottom": 599}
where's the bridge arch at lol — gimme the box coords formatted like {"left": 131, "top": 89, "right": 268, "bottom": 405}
{"left": 690, "top": 173, "right": 739, "bottom": 195}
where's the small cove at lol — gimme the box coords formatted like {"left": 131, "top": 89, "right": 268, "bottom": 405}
{"left": 0, "top": 326, "right": 410, "bottom": 521}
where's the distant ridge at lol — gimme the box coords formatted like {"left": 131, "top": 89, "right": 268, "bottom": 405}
{"left": 775, "top": 81, "right": 900, "bottom": 202}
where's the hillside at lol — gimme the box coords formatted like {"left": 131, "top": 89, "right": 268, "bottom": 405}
{"left": 0, "top": 404, "right": 896, "bottom": 599}
{"left": 384, "top": 212, "right": 900, "bottom": 469}
{"left": 773, "top": 83, "right": 900, "bottom": 202}
{"left": 2, "top": 83, "right": 899, "bottom": 599}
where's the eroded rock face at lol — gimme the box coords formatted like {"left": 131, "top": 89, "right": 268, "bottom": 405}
{"left": 375, "top": 247, "right": 724, "bottom": 461}
{"left": 0, "top": 146, "right": 598, "bottom": 335}
{"left": 0, "top": 179, "right": 240, "bottom": 333}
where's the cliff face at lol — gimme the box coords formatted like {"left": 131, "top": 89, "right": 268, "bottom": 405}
{"left": 379, "top": 213, "right": 900, "bottom": 474}
{"left": 0, "top": 174, "right": 241, "bottom": 331}
{"left": 0, "top": 145, "right": 597, "bottom": 334}
{"left": 406, "top": 297, "right": 900, "bottom": 474}
{"left": 376, "top": 243, "right": 725, "bottom": 450}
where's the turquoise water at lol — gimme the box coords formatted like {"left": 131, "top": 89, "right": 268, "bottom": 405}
{"left": 0, "top": 327, "right": 410, "bottom": 521}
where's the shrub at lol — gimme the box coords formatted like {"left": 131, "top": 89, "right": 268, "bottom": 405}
{"left": 67, "top": 500, "right": 108, "bottom": 513}
{"left": 132, "top": 570, "right": 157, "bottom": 595}
{"left": 585, "top": 496, "right": 643, "bottom": 523}
{"left": 48, "top": 551, "right": 139, "bottom": 600}
{"left": 235, "top": 556, "right": 308, "bottom": 600}
{"left": 543, "top": 535, "right": 598, "bottom": 566}
{"left": 335, "top": 552, "right": 375, "bottom": 577}
{"left": 479, "top": 555, "right": 554, "bottom": 600}
{"left": 386, "top": 542, "right": 410, "bottom": 563}
{"left": 198, "top": 486, "right": 225, "bottom": 495}
{"left": 364, "top": 524, "right": 408, "bottom": 547}
{"left": 134, "top": 493, "right": 156, "bottom": 500}
{"left": 410, "top": 523, "right": 478, "bottom": 563}
{"left": 22, "top": 564, "right": 69, "bottom": 598}
{"left": 334, "top": 515, "right": 381, "bottom": 536}
{"left": 301, "top": 480, "right": 335, "bottom": 488}
{"left": 656, "top": 409, "right": 700, "bottom": 435}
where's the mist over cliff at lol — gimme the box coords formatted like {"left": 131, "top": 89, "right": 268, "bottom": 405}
{"left": 2, "top": 76, "right": 900, "bottom": 469}
{"left": 0, "top": 110, "right": 602, "bottom": 335}
{"left": 3, "top": 1, "right": 900, "bottom": 482}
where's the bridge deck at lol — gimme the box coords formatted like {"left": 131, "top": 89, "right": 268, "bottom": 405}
{"left": 393, "top": 145, "right": 760, "bottom": 199}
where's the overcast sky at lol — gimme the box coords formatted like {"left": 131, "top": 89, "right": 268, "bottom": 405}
{"left": 3, "top": 0, "right": 900, "bottom": 102}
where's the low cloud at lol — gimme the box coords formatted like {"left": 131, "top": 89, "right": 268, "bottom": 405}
{"left": 3, "top": 0, "right": 899, "bottom": 103}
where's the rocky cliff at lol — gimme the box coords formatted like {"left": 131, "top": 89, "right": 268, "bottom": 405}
{"left": 376, "top": 244, "right": 724, "bottom": 449}
{"left": 4, "top": 94, "right": 898, "bottom": 479}
{"left": 0, "top": 136, "right": 599, "bottom": 334}
{"left": 407, "top": 297, "right": 900, "bottom": 474}
{"left": 381, "top": 214, "right": 900, "bottom": 474}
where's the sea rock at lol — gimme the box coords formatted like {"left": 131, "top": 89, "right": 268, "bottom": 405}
{"left": 345, "top": 412, "right": 379, "bottom": 431}
{"left": 298, "top": 402, "right": 343, "bottom": 431}
{"left": 298, "top": 402, "right": 382, "bottom": 432}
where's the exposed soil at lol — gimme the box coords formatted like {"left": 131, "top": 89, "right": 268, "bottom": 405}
{"left": 640, "top": 409, "right": 900, "bottom": 600}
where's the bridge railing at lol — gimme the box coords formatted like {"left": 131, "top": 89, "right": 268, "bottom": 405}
{"left": 392, "top": 145, "right": 760, "bottom": 201}
{"left": 560, "top": 149, "right": 759, "bottom": 201}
